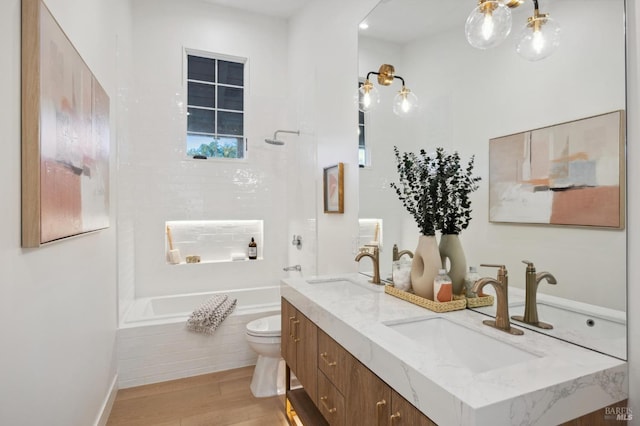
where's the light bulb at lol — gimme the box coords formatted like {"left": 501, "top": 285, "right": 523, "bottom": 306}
{"left": 358, "top": 79, "right": 380, "bottom": 113}
{"left": 393, "top": 87, "right": 418, "bottom": 117}
{"left": 363, "top": 92, "right": 371, "bottom": 108}
{"left": 532, "top": 30, "right": 545, "bottom": 54}
{"left": 465, "top": 1, "right": 512, "bottom": 50}
{"left": 482, "top": 13, "right": 495, "bottom": 41}
{"left": 515, "top": 16, "right": 561, "bottom": 61}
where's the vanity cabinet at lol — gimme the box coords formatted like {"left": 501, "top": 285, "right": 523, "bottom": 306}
{"left": 281, "top": 298, "right": 318, "bottom": 404}
{"left": 283, "top": 297, "right": 435, "bottom": 426}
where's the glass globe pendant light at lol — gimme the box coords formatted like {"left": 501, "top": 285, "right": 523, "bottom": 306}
{"left": 515, "top": 1, "right": 561, "bottom": 61}
{"left": 358, "top": 79, "right": 380, "bottom": 113}
{"left": 465, "top": 0, "right": 513, "bottom": 49}
{"left": 393, "top": 86, "right": 419, "bottom": 117}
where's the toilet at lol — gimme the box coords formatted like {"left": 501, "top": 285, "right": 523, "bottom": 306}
{"left": 245, "top": 314, "right": 283, "bottom": 397}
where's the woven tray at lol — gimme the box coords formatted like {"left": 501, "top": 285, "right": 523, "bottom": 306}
{"left": 384, "top": 285, "right": 467, "bottom": 313}
{"left": 465, "top": 294, "right": 494, "bottom": 308}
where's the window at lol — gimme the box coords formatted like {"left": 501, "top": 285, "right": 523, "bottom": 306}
{"left": 358, "top": 81, "right": 369, "bottom": 168}
{"left": 186, "top": 53, "right": 246, "bottom": 159}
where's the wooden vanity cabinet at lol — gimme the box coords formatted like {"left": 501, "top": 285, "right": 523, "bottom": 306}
{"left": 283, "top": 298, "right": 435, "bottom": 426}
{"left": 283, "top": 297, "right": 626, "bottom": 425}
{"left": 281, "top": 298, "right": 318, "bottom": 404}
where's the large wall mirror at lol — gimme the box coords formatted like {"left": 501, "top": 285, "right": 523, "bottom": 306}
{"left": 358, "top": 0, "right": 626, "bottom": 359}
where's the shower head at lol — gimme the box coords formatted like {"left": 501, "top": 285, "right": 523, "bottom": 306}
{"left": 265, "top": 129, "right": 300, "bottom": 145}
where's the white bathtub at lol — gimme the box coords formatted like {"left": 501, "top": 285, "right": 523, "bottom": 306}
{"left": 118, "top": 285, "right": 281, "bottom": 388}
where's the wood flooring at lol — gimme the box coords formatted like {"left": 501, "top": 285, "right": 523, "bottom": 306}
{"left": 107, "top": 366, "right": 289, "bottom": 426}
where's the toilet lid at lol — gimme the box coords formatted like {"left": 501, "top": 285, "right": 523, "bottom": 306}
{"left": 246, "top": 314, "right": 281, "bottom": 337}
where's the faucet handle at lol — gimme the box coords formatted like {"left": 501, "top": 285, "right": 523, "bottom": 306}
{"left": 521, "top": 260, "right": 536, "bottom": 271}
{"left": 480, "top": 264, "right": 508, "bottom": 280}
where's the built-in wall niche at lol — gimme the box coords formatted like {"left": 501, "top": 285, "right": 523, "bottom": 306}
{"left": 165, "top": 220, "right": 263, "bottom": 264}
{"left": 358, "top": 218, "right": 383, "bottom": 249}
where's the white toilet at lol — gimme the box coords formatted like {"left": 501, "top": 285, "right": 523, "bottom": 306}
{"left": 245, "top": 314, "right": 283, "bottom": 398}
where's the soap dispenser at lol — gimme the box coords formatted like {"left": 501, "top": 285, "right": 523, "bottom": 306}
{"left": 248, "top": 238, "right": 257, "bottom": 260}
{"left": 464, "top": 266, "right": 480, "bottom": 298}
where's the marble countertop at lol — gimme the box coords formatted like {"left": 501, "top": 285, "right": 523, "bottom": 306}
{"left": 281, "top": 273, "right": 628, "bottom": 426}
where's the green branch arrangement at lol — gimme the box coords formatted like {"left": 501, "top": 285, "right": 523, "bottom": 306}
{"left": 391, "top": 146, "right": 481, "bottom": 236}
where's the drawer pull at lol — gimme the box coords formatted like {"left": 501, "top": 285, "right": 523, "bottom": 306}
{"left": 376, "top": 399, "right": 386, "bottom": 426}
{"left": 292, "top": 320, "right": 300, "bottom": 342}
{"left": 288, "top": 316, "right": 296, "bottom": 339}
{"left": 320, "top": 352, "right": 337, "bottom": 367}
{"left": 320, "top": 396, "right": 337, "bottom": 414}
{"left": 391, "top": 412, "right": 401, "bottom": 424}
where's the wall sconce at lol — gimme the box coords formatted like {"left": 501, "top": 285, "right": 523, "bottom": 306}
{"left": 358, "top": 64, "right": 419, "bottom": 116}
{"left": 465, "top": 0, "right": 561, "bottom": 61}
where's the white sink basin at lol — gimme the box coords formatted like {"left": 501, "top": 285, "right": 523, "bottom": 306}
{"left": 510, "top": 301, "right": 626, "bottom": 359}
{"left": 385, "top": 317, "right": 538, "bottom": 373}
{"left": 306, "top": 277, "right": 381, "bottom": 296}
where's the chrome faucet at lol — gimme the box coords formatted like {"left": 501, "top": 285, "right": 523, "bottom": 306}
{"left": 392, "top": 244, "right": 414, "bottom": 261}
{"left": 355, "top": 245, "right": 381, "bottom": 284}
{"left": 511, "top": 260, "right": 557, "bottom": 329}
{"left": 472, "top": 264, "right": 523, "bottom": 335}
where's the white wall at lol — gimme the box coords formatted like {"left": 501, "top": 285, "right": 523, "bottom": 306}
{"left": 0, "top": 0, "right": 129, "bottom": 424}
{"left": 359, "top": 0, "right": 626, "bottom": 310}
{"left": 288, "top": 0, "right": 381, "bottom": 276}
{"left": 125, "top": 0, "right": 291, "bottom": 299}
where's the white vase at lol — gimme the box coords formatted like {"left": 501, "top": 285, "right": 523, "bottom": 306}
{"left": 439, "top": 234, "right": 467, "bottom": 296}
{"left": 410, "top": 235, "right": 442, "bottom": 300}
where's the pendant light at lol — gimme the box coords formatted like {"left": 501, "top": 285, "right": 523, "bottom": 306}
{"left": 465, "top": 0, "right": 560, "bottom": 61}
{"left": 465, "top": 1, "right": 513, "bottom": 49}
{"left": 515, "top": 0, "right": 561, "bottom": 61}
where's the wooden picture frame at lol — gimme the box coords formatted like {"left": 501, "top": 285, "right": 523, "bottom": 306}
{"left": 21, "top": 0, "right": 110, "bottom": 247}
{"left": 488, "top": 110, "right": 625, "bottom": 229}
{"left": 323, "top": 163, "right": 344, "bottom": 214}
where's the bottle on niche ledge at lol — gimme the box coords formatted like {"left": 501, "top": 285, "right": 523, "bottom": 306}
{"left": 248, "top": 237, "right": 258, "bottom": 260}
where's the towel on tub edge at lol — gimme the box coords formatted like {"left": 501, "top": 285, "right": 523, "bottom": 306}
{"left": 186, "top": 294, "right": 237, "bottom": 335}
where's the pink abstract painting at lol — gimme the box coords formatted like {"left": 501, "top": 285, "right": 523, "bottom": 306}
{"left": 489, "top": 111, "right": 624, "bottom": 228}
{"left": 30, "top": 1, "right": 110, "bottom": 245}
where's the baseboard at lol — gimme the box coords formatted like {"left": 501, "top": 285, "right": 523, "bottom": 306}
{"left": 95, "top": 373, "right": 118, "bottom": 426}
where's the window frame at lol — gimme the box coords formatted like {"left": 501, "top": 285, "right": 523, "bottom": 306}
{"left": 183, "top": 48, "right": 249, "bottom": 161}
{"left": 358, "top": 78, "right": 371, "bottom": 168}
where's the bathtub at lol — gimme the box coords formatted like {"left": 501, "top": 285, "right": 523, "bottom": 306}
{"left": 117, "top": 286, "right": 281, "bottom": 388}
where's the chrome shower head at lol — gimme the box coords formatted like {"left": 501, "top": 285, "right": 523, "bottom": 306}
{"left": 265, "top": 129, "right": 300, "bottom": 145}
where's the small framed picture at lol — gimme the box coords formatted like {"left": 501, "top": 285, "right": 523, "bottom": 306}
{"left": 323, "top": 163, "right": 344, "bottom": 214}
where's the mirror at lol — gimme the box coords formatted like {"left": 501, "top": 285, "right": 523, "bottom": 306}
{"left": 358, "top": 0, "right": 626, "bottom": 359}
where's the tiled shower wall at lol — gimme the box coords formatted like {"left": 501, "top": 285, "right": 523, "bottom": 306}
{"left": 119, "top": 0, "right": 294, "bottom": 301}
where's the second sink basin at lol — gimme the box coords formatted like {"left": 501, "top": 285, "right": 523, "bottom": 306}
{"left": 306, "top": 277, "right": 381, "bottom": 296}
{"left": 384, "top": 317, "right": 538, "bottom": 374}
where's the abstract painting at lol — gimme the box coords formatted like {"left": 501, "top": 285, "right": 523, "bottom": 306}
{"left": 22, "top": 0, "right": 110, "bottom": 247}
{"left": 323, "top": 163, "right": 344, "bottom": 214}
{"left": 489, "top": 111, "right": 624, "bottom": 228}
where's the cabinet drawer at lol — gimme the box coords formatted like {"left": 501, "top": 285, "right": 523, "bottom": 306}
{"left": 318, "top": 329, "right": 352, "bottom": 395}
{"left": 390, "top": 389, "right": 436, "bottom": 426}
{"left": 318, "top": 370, "right": 345, "bottom": 426}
